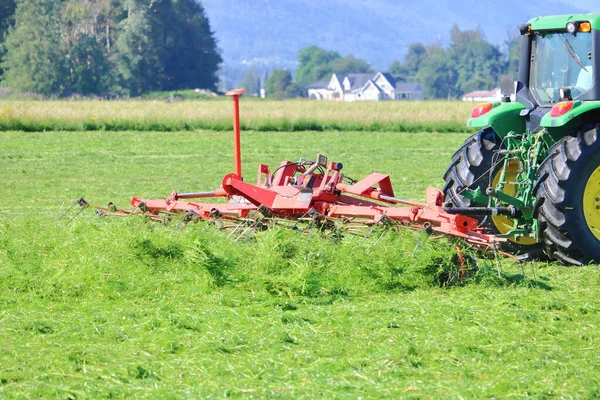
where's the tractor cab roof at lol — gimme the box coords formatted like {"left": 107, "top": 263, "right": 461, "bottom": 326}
{"left": 528, "top": 13, "right": 600, "bottom": 32}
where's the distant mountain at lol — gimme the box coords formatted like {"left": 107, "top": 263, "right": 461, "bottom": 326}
{"left": 203, "top": 0, "right": 589, "bottom": 71}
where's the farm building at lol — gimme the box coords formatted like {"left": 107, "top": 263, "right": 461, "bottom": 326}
{"left": 462, "top": 88, "right": 501, "bottom": 102}
{"left": 308, "top": 72, "right": 423, "bottom": 102}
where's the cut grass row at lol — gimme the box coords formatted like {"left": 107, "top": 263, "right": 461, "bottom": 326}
{"left": 2, "top": 129, "right": 600, "bottom": 397}
{"left": 0, "top": 99, "right": 475, "bottom": 133}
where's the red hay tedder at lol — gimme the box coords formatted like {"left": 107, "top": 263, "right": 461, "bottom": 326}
{"left": 89, "top": 89, "right": 509, "bottom": 257}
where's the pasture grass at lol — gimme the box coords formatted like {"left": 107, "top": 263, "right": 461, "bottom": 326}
{"left": 0, "top": 99, "right": 474, "bottom": 133}
{"left": 1, "top": 129, "right": 600, "bottom": 397}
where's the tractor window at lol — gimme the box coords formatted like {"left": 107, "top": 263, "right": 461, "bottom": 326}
{"left": 530, "top": 32, "right": 593, "bottom": 106}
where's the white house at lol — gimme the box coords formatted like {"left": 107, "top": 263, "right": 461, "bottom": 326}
{"left": 308, "top": 72, "right": 423, "bottom": 102}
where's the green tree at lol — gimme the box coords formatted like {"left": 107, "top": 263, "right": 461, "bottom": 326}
{"left": 389, "top": 43, "right": 426, "bottom": 82}
{"left": 295, "top": 46, "right": 373, "bottom": 87}
{"left": 3, "top": 0, "right": 221, "bottom": 96}
{"left": 61, "top": 0, "right": 116, "bottom": 95}
{"left": 67, "top": 34, "right": 114, "bottom": 95}
{"left": 0, "top": 0, "right": 16, "bottom": 34}
{"left": 447, "top": 25, "right": 505, "bottom": 97}
{"left": 0, "top": 0, "right": 16, "bottom": 77}
{"left": 415, "top": 45, "right": 457, "bottom": 99}
{"left": 115, "top": 0, "right": 163, "bottom": 95}
{"left": 116, "top": 0, "right": 221, "bottom": 95}
{"left": 286, "top": 82, "right": 306, "bottom": 98}
{"left": 295, "top": 45, "right": 340, "bottom": 87}
{"left": 239, "top": 68, "right": 261, "bottom": 96}
{"left": 152, "top": 0, "right": 222, "bottom": 91}
{"left": 2, "top": 0, "right": 68, "bottom": 95}
{"left": 265, "top": 69, "right": 292, "bottom": 99}
{"left": 388, "top": 60, "right": 408, "bottom": 82}
{"left": 505, "top": 29, "right": 521, "bottom": 78}
{"left": 329, "top": 55, "right": 373, "bottom": 75}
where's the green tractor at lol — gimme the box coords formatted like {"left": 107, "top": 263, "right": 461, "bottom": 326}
{"left": 443, "top": 13, "right": 600, "bottom": 265}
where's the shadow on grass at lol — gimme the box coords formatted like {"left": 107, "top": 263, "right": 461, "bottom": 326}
{"left": 503, "top": 273, "right": 553, "bottom": 291}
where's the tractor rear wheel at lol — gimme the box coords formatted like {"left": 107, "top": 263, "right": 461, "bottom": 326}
{"left": 443, "top": 127, "right": 500, "bottom": 211}
{"left": 534, "top": 125, "right": 600, "bottom": 265}
{"left": 443, "top": 127, "right": 544, "bottom": 259}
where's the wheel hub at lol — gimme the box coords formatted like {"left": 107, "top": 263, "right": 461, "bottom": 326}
{"left": 583, "top": 165, "right": 600, "bottom": 240}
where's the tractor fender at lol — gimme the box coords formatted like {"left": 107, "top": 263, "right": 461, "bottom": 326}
{"left": 467, "top": 102, "right": 526, "bottom": 138}
{"left": 541, "top": 100, "right": 600, "bottom": 129}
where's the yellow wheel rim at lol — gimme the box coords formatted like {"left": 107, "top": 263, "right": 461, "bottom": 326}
{"left": 491, "top": 161, "right": 539, "bottom": 245}
{"left": 583, "top": 165, "right": 600, "bottom": 240}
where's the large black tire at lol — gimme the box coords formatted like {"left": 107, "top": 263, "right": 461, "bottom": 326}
{"left": 443, "top": 127, "right": 501, "bottom": 211}
{"left": 443, "top": 127, "right": 545, "bottom": 259}
{"left": 534, "top": 125, "right": 600, "bottom": 265}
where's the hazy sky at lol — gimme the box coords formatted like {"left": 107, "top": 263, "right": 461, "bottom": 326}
{"left": 568, "top": 0, "right": 596, "bottom": 11}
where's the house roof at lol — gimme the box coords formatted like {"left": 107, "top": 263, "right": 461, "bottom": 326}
{"left": 354, "top": 80, "right": 383, "bottom": 94}
{"left": 462, "top": 89, "right": 498, "bottom": 98}
{"left": 395, "top": 82, "right": 421, "bottom": 92}
{"left": 342, "top": 73, "right": 372, "bottom": 90}
{"left": 307, "top": 80, "right": 329, "bottom": 89}
{"left": 376, "top": 72, "right": 397, "bottom": 87}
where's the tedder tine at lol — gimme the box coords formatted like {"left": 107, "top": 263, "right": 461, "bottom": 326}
{"left": 58, "top": 198, "right": 89, "bottom": 225}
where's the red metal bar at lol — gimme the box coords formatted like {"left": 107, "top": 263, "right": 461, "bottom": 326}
{"left": 226, "top": 89, "right": 245, "bottom": 179}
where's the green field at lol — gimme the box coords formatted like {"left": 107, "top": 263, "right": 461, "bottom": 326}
{"left": 2, "top": 125, "right": 600, "bottom": 398}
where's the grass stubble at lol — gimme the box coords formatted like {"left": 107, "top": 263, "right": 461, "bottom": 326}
{"left": 1, "top": 116, "right": 600, "bottom": 397}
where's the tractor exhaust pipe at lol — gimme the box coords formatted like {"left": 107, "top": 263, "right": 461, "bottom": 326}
{"left": 444, "top": 206, "right": 522, "bottom": 218}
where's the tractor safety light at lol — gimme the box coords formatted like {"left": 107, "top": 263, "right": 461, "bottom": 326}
{"left": 550, "top": 101, "right": 574, "bottom": 117}
{"left": 471, "top": 103, "right": 494, "bottom": 118}
{"left": 567, "top": 22, "right": 578, "bottom": 33}
{"left": 580, "top": 22, "right": 592, "bottom": 32}
{"left": 518, "top": 23, "right": 531, "bottom": 35}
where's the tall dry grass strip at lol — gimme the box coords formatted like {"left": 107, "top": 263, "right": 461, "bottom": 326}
{"left": 0, "top": 99, "right": 476, "bottom": 133}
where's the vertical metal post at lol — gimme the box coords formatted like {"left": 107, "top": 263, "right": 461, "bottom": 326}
{"left": 226, "top": 89, "right": 245, "bottom": 179}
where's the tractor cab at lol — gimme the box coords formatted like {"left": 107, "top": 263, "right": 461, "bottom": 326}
{"left": 515, "top": 15, "right": 600, "bottom": 133}
{"left": 465, "top": 14, "right": 600, "bottom": 136}
{"left": 527, "top": 24, "right": 593, "bottom": 103}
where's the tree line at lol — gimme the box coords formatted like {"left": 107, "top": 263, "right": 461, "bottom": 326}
{"left": 254, "top": 25, "right": 520, "bottom": 100}
{"left": 0, "top": 0, "right": 221, "bottom": 97}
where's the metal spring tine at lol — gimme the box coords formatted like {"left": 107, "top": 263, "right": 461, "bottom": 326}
{"left": 306, "top": 219, "right": 315, "bottom": 238}
{"left": 290, "top": 210, "right": 312, "bottom": 232}
{"left": 374, "top": 226, "right": 389, "bottom": 244}
{"left": 57, "top": 202, "right": 78, "bottom": 222}
{"left": 58, "top": 198, "right": 89, "bottom": 225}
{"left": 169, "top": 212, "right": 191, "bottom": 237}
{"left": 234, "top": 225, "right": 254, "bottom": 242}
{"left": 412, "top": 236, "right": 424, "bottom": 258}
{"left": 362, "top": 224, "right": 377, "bottom": 242}
{"left": 306, "top": 217, "right": 325, "bottom": 237}
{"left": 176, "top": 210, "right": 198, "bottom": 231}
{"left": 234, "top": 218, "right": 261, "bottom": 242}
{"left": 202, "top": 219, "right": 215, "bottom": 232}
{"left": 64, "top": 207, "right": 86, "bottom": 226}
{"left": 365, "top": 226, "right": 389, "bottom": 252}
{"left": 228, "top": 217, "right": 251, "bottom": 239}
{"left": 493, "top": 248, "right": 503, "bottom": 279}
{"left": 126, "top": 205, "right": 142, "bottom": 219}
